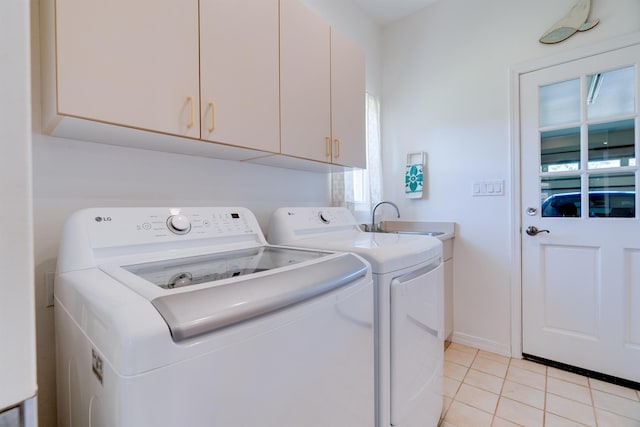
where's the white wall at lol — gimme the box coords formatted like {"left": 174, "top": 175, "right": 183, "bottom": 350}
{"left": 29, "top": 0, "right": 380, "bottom": 425}
{"left": 302, "top": 0, "right": 382, "bottom": 96}
{"left": 381, "top": 0, "right": 640, "bottom": 354}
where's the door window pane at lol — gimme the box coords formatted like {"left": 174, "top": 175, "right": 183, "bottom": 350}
{"left": 587, "top": 66, "right": 635, "bottom": 120}
{"left": 541, "top": 176, "right": 581, "bottom": 217}
{"left": 540, "top": 79, "right": 580, "bottom": 127}
{"left": 541, "top": 127, "right": 581, "bottom": 172}
{"left": 536, "top": 65, "right": 637, "bottom": 220}
{"left": 588, "top": 173, "right": 635, "bottom": 217}
{"left": 588, "top": 119, "right": 635, "bottom": 169}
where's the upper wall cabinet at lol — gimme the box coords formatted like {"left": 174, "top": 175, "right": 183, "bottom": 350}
{"left": 330, "top": 29, "right": 366, "bottom": 168}
{"left": 280, "top": 0, "right": 331, "bottom": 164}
{"left": 41, "top": 0, "right": 365, "bottom": 170}
{"left": 51, "top": 0, "right": 201, "bottom": 138}
{"left": 42, "top": 0, "right": 278, "bottom": 157}
{"left": 280, "top": 0, "right": 366, "bottom": 169}
{"left": 199, "top": 0, "right": 280, "bottom": 153}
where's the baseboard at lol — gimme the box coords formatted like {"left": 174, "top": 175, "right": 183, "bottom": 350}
{"left": 450, "top": 332, "right": 511, "bottom": 357}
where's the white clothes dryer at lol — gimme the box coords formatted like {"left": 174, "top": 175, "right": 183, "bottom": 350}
{"left": 268, "top": 207, "right": 444, "bottom": 427}
{"left": 55, "top": 207, "right": 374, "bottom": 427}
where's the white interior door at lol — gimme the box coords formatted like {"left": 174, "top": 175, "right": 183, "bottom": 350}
{"left": 520, "top": 43, "right": 640, "bottom": 384}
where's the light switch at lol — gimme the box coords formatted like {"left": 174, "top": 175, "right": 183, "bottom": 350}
{"left": 472, "top": 180, "right": 505, "bottom": 196}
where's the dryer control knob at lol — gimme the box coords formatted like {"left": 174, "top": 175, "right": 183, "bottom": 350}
{"left": 167, "top": 214, "right": 191, "bottom": 234}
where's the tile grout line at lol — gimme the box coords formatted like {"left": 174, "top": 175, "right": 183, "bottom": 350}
{"left": 472, "top": 350, "right": 504, "bottom": 420}
{"left": 542, "top": 364, "right": 547, "bottom": 427}
{"left": 445, "top": 346, "right": 505, "bottom": 426}
{"left": 491, "top": 357, "right": 511, "bottom": 427}
{"left": 450, "top": 348, "right": 478, "bottom": 422}
{"left": 442, "top": 347, "right": 476, "bottom": 424}
{"left": 465, "top": 348, "right": 502, "bottom": 427}
{"left": 587, "top": 378, "right": 598, "bottom": 427}
{"left": 473, "top": 349, "right": 508, "bottom": 426}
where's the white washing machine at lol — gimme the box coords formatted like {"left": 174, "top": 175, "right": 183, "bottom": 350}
{"left": 54, "top": 207, "right": 374, "bottom": 427}
{"left": 268, "top": 207, "right": 444, "bottom": 427}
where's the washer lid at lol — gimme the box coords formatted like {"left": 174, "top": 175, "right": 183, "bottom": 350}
{"left": 122, "top": 246, "right": 328, "bottom": 290}
{"left": 150, "top": 252, "right": 368, "bottom": 342}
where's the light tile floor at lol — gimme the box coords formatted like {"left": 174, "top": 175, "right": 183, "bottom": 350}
{"left": 441, "top": 343, "right": 640, "bottom": 427}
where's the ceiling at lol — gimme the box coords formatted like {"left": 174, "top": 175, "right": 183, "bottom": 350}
{"left": 351, "top": 0, "right": 439, "bottom": 26}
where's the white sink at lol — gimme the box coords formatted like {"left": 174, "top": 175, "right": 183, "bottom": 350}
{"left": 390, "top": 230, "right": 445, "bottom": 237}
{"left": 375, "top": 220, "right": 455, "bottom": 241}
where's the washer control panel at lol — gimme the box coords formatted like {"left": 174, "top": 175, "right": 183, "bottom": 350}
{"left": 268, "top": 207, "right": 361, "bottom": 244}
{"left": 280, "top": 207, "right": 357, "bottom": 229}
{"left": 79, "top": 207, "right": 263, "bottom": 250}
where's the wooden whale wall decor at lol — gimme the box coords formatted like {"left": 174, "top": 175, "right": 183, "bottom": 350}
{"left": 540, "top": 0, "right": 599, "bottom": 44}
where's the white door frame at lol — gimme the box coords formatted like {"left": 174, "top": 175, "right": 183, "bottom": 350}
{"left": 508, "top": 31, "right": 640, "bottom": 358}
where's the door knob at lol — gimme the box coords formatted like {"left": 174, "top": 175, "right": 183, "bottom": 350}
{"left": 526, "top": 226, "right": 550, "bottom": 236}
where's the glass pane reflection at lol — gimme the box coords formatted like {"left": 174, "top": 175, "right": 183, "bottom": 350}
{"left": 588, "top": 119, "right": 635, "bottom": 169}
{"left": 540, "top": 79, "right": 581, "bottom": 127}
{"left": 588, "top": 173, "right": 635, "bottom": 217}
{"left": 541, "top": 128, "right": 581, "bottom": 173}
{"left": 587, "top": 66, "right": 635, "bottom": 120}
{"left": 541, "top": 176, "right": 582, "bottom": 217}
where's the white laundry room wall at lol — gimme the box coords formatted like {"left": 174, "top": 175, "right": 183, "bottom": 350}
{"left": 303, "top": 0, "right": 382, "bottom": 96}
{"left": 381, "top": 0, "right": 640, "bottom": 355}
{"left": 28, "top": 0, "right": 381, "bottom": 424}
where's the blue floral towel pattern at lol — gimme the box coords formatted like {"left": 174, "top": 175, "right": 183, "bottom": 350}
{"left": 405, "top": 163, "right": 423, "bottom": 198}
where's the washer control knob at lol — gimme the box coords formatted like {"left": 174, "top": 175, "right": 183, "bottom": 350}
{"left": 167, "top": 214, "right": 191, "bottom": 234}
{"left": 319, "top": 212, "right": 330, "bottom": 224}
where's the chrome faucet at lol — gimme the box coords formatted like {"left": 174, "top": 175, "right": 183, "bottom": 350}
{"left": 371, "top": 201, "right": 400, "bottom": 232}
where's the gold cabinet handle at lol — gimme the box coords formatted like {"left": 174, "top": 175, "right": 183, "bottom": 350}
{"left": 187, "top": 96, "right": 194, "bottom": 128}
{"left": 334, "top": 138, "right": 341, "bottom": 158}
{"left": 208, "top": 101, "right": 216, "bottom": 133}
{"left": 325, "top": 136, "right": 332, "bottom": 157}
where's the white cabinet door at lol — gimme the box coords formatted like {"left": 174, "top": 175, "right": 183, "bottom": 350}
{"left": 199, "top": 0, "right": 280, "bottom": 153}
{"left": 55, "top": 0, "right": 200, "bottom": 138}
{"left": 280, "top": 0, "right": 366, "bottom": 168}
{"left": 330, "top": 28, "right": 366, "bottom": 169}
{"left": 280, "top": 0, "right": 332, "bottom": 163}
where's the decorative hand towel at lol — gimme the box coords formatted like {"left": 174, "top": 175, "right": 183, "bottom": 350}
{"left": 405, "top": 152, "right": 425, "bottom": 199}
